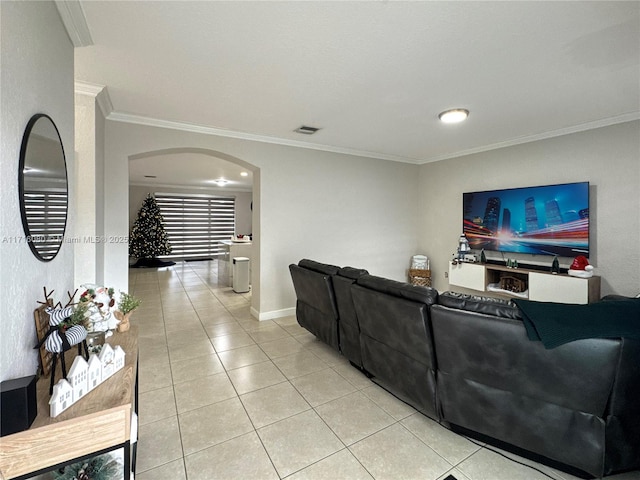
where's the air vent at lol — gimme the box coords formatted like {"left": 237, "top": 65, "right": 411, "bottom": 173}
{"left": 144, "top": 175, "right": 157, "bottom": 178}
{"left": 294, "top": 125, "right": 320, "bottom": 135}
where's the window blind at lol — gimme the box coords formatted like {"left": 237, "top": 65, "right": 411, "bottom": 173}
{"left": 23, "top": 190, "right": 67, "bottom": 258}
{"left": 154, "top": 193, "right": 235, "bottom": 260}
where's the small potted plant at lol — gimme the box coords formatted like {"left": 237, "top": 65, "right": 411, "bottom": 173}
{"left": 114, "top": 292, "right": 141, "bottom": 333}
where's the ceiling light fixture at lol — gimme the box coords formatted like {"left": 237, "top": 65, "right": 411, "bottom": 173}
{"left": 214, "top": 178, "right": 229, "bottom": 186}
{"left": 438, "top": 109, "right": 469, "bottom": 124}
{"left": 240, "top": 171, "right": 249, "bottom": 177}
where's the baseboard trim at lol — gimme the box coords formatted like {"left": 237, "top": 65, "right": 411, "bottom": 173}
{"left": 251, "top": 306, "right": 296, "bottom": 321}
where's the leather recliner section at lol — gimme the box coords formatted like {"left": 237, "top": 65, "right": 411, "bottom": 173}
{"left": 351, "top": 274, "right": 439, "bottom": 419}
{"left": 288, "top": 264, "right": 640, "bottom": 477}
{"left": 289, "top": 260, "right": 340, "bottom": 349}
{"left": 431, "top": 300, "right": 640, "bottom": 477}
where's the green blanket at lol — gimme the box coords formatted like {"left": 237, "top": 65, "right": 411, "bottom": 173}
{"left": 512, "top": 298, "right": 640, "bottom": 349}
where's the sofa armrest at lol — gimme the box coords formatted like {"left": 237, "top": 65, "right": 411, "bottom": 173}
{"left": 438, "top": 291, "right": 521, "bottom": 319}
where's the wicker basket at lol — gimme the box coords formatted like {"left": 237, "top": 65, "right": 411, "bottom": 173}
{"left": 409, "top": 269, "right": 432, "bottom": 287}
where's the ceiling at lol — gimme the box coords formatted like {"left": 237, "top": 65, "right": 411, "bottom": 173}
{"left": 71, "top": 1, "right": 640, "bottom": 188}
{"left": 129, "top": 152, "right": 253, "bottom": 191}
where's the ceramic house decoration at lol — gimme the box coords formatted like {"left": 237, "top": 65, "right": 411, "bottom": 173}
{"left": 99, "top": 343, "right": 115, "bottom": 380}
{"left": 87, "top": 353, "right": 102, "bottom": 391}
{"left": 113, "top": 345, "right": 125, "bottom": 371}
{"left": 48, "top": 347, "right": 127, "bottom": 417}
{"left": 67, "top": 355, "right": 89, "bottom": 401}
{"left": 49, "top": 379, "right": 73, "bottom": 417}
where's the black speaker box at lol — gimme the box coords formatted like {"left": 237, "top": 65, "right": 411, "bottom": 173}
{"left": 1, "top": 375, "right": 37, "bottom": 436}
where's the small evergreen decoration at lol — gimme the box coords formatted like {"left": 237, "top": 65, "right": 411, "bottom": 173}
{"left": 118, "top": 292, "right": 141, "bottom": 315}
{"left": 67, "top": 302, "right": 89, "bottom": 329}
{"left": 52, "top": 452, "right": 122, "bottom": 480}
{"left": 129, "top": 194, "right": 174, "bottom": 267}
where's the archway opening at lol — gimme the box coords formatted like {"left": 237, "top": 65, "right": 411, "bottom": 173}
{"left": 128, "top": 148, "right": 260, "bottom": 316}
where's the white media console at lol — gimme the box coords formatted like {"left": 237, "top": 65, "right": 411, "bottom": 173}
{"left": 448, "top": 261, "right": 600, "bottom": 304}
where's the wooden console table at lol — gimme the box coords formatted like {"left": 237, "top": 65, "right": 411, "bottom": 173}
{"left": 0, "top": 327, "right": 138, "bottom": 479}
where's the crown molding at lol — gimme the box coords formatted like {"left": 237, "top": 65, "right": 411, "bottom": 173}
{"left": 107, "top": 112, "right": 423, "bottom": 164}
{"left": 75, "top": 81, "right": 114, "bottom": 119}
{"left": 422, "top": 111, "right": 640, "bottom": 164}
{"left": 107, "top": 110, "right": 640, "bottom": 166}
{"left": 55, "top": 1, "right": 93, "bottom": 47}
{"left": 74, "top": 81, "right": 103, "bottom": 97}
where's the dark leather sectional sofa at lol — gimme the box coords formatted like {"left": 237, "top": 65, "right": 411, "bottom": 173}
{"left": 288, "top": 259, "right": 640, "bottom": 478}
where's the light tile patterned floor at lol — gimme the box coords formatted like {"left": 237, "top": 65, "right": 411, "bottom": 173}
{"left": 131, "top": 261, "right": 640, "bottom": 480}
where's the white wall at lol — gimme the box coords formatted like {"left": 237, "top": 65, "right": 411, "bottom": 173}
{"left": 75, "top": 93, "right": 95, "bottom": 283}
{"left": 95, "top": 103, "right": 106, "bottom": 284}
{"left": 0, "top": 1, "right": 75, "bottom": 381}
{"left": 103, "top": 121, "right": 420, "bottom": 317}
{"left": 419, "top": 121, "right": 640, "bottom": 297}
{"left": 74, "top": 89, "right": 107, "bottom": 285}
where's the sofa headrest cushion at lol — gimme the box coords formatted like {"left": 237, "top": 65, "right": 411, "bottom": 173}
{"left": 298, "top": 259, "right": 340, "bottom": 276}
{"left": 438, "top": 291, "right": 522, "bottom": 319}
{"left": 338, "top": 266, "right": 369, "bottom": 280}
{"left": 356, "top": 274, "right": 438, "bottom": 305}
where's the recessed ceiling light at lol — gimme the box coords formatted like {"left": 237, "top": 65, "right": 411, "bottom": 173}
{"left": 294, "top": 125, "right": 321, "bottom": 135}
{"left": 213, "top": 178, "right": 229, "bottom": 186}
{"left": 240, "top": 171, "right": 249, "bottom": 177}
{"left": 438, "top": 109, "right": 469, "bottom": 124}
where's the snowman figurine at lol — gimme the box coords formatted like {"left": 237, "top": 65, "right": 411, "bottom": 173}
{"left": 80, "top": 284, "right": 120, "bottom": 337}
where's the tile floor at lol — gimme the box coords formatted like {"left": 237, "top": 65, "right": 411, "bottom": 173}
{"left": 131, "top": 261, "right": 640, "bottom": 480}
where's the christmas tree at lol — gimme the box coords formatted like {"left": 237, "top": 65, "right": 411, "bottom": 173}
{"left": 129, "top": 194, "right": 174, "bottom": 267}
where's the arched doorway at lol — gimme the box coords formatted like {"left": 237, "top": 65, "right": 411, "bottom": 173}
{"left": 128, "top": 148, "right": 261, "bottom": 316}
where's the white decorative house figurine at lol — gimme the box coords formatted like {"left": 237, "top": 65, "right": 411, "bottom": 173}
{"left": 113, "top": 345, "right": 125, "bottom": 371}
{"left": 49, "top": 379, "right": 73, "bottom": 417}
{"left": 67, "top": 356, "right": 89, "bottom": 401}
{"left": 88, "top": 354, "right": 102, "bottom": 390}
{"left": 49, "top": 347, "right": 126, "bottom": 418}
{"left": 99, "top": 343, "right": 115, "bottom": 380}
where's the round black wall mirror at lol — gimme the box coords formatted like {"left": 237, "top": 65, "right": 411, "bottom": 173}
{"left": 18, "top": 114, "right": 68, "bottom": 262}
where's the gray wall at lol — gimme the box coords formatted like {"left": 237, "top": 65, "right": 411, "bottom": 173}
{"left": 419, "top": 120, "right": 640, "bottom": 297}
{"left": 104, "top": 121, "right": 420, "bottom": 318}
{"left": 0, "top": 2, "right": 75, "bottom": 381}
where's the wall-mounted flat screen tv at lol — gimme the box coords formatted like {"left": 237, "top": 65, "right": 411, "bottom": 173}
{"left": 463, "top": 181, "right": 589, "bottom": 257}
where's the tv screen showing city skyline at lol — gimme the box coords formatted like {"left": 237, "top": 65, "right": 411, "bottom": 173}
{"left": 463, "top": 182, "right": 589, "bottom": 257}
